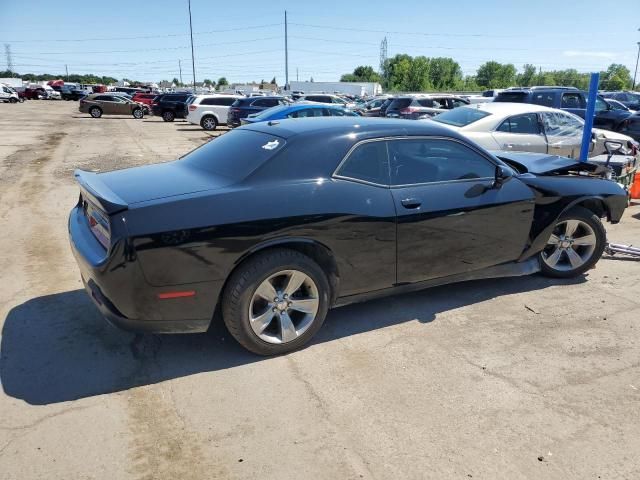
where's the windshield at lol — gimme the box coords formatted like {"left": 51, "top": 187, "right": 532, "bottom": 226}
{"left": 432, "top": 106, "right": 491, "bottom": 127}
{"left": 180, "top": 129, "right": 286, "bottom": 181}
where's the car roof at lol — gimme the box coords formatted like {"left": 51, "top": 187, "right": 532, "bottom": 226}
{"left": 465, "top": 102, "right": 558, "bottom": 114}
{"left": 240, "top": 116, "right": 468, "bottom": 141}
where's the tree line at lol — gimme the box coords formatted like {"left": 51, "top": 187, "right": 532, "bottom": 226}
{"left": 340, "top": 56, "right": 637, "bottom": 92}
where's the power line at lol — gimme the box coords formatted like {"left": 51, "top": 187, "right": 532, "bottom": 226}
{"left": 0, "top": 23, "right": 283, "bottom": 43}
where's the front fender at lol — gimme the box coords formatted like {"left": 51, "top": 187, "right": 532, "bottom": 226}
{"left": 516, "top": 174, "right": 627, "bottom": 261}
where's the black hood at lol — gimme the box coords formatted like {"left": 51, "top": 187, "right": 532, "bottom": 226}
{"left": 491, "top": 151, "right": 602, "bottom": 176}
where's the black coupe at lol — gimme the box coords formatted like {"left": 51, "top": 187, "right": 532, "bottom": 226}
{"left": 69, "top": 118, "right": 627, "bottom": 355}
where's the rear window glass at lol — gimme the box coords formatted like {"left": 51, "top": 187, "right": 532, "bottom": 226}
{"left": 495, "top": 92, "right": 528, "bottom": 103}
{"left": 531, "top": 92, "right": 557, "bottom": 107}
{"left": 180, "top": 130, "right": 285, "bottom": 181}
{"left": 432, "top": 106, "right": 491, "bottom": 127}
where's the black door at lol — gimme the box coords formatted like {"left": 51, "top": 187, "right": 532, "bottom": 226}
{"left": 388, "top": 137, "right": 535, "bottom": 284}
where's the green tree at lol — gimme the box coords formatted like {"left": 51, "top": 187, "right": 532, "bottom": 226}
{"left": 270, "top": 77, "right": 277, "bottom": 85}
{"left": 600, "top": 64, "right": 632, "bottom": 90}
{"left": 517, "top": 64, "right": 537, "bottom": 87}
{"left": 217, "top": 77, "right": 229, "bottom": 87}
{"left": 428, "top": 57, "right": 462, "bottom": 90}
{"left": 340, "top": 65, "right": 380, "bottom": 83}
{"left": 476, "top": 61, "right": 516, "bottom": 89}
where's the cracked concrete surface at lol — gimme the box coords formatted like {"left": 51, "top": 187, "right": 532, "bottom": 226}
{"left": 1, "top": 101, "right": 639, "bottom": 479}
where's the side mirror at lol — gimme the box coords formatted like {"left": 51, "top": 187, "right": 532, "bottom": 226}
{"left": 604, "top": 140, "right": 623, "bottom": 155}
{"left": 493, "top": 165, "right": 513, "bottom": 188}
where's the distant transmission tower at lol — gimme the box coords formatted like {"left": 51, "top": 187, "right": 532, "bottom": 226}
{"left": 379, "top": 37, "right": 388, "bottom": 75}
{"left": 4, "top": 44, "right": 13, "bottom": 74}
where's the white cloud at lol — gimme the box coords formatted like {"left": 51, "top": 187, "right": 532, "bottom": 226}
{"left": 563, "top": 50, "right": 617, "bottom": 58}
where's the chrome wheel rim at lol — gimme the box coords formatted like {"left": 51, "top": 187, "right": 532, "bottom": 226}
{"left": 542, "top": 219, "right": 597, "bottom": 271}
{"left": 249, "top": 270, "right": 319, "bottom": 344}
{"left": 91, "top": 108, "right": 100, "bottom": 117}
{"left": 134, "top": 109, "right": 143, "bottom": 118}
{"left": 203, "top": 118, "right": 215, "bottom": 129}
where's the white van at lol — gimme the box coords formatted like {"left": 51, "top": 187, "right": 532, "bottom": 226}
{"left": 186, "top": 94, "right": 243, "bottom": 130}
{"left": 0, "top": 84, "right": 20, "bottom": 103}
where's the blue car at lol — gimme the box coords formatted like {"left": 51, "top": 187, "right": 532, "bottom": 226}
{"left": 240, "top": 103, "right": 359, "bottom": 125}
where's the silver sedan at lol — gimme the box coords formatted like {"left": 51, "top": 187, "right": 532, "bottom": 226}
{"left": 429, "top": 102, "right": 638, "bottom": 159}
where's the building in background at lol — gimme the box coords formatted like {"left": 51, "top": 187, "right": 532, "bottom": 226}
{"left": 288, "top": 81, "right": 382, "bottom": 96}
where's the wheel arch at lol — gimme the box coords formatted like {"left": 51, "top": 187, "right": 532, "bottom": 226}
{"left": 200, "top": 113, "right": 219, "bottom": 127}
{"left": 519, "top": 195, "right": 609, "bottom": 261}
{"left": 226, "top": 238, "right": 341, "bottom": 305}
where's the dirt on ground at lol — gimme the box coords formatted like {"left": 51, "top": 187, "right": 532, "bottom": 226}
{"left": 1, "top": 100, "right": 639, "bottom": 480}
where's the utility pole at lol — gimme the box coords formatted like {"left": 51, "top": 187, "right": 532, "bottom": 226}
{"left": 178, "top": 60, "right": 183, "bottom": 86}
{"left": 633, "top": 41, "right": 640, "bottom": 90}
{"left": 65, "top": 64, "right": 69, "bottom": 81}
{"left": 188, "top": 0, "right": 196, "bottom": 91}
{"left": 284, "top": 10, "right": 289, "bottom": 91}
{"left": 296, "top": 67, "right": 299, "bottom": 82}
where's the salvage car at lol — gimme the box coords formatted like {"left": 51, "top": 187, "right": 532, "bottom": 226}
{"left": 385, "top": 94, "right": 470, "bottom": 120}
{"left": 79, "top": 93, "right": 145, "bottom": 119}
{"left": 430, "top": 102, "right": 639, "bottom": 159}
{"left": 240, "top": 103, "right": 358, "bottom": 125}
{"left": 69, "top": 118, "right": 627, "bottom": 355}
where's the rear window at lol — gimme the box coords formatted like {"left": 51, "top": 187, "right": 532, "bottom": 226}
{"left": 180, "top": 130, "right": 285, "bottom": 181}
{"left": 432, "top": 106, "right": 491, "bottom": 127}
{"left": 388, "top": 98, "right": 412, "bottom": 110}
{"left": 495, "top": 92, "right": 529, "bottom": 103}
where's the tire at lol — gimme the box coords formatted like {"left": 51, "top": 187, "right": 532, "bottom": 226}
{"left": 89, "top": 107, "right": 102, "bottom": 118}
{"left": 222, "top": 248, "right": 331, "bottom": 355}
{"left": 9, "top": 97, "right": 17, "bottom": 104}
{"left": 132, "top": 108, "right": 144, "bottom": 119}
{"left": 539, "top": 206, "right": 606, "bottom": 278}
{"left": 162, "top": 110, "right": 175, "bottom": 122}
{"left": 200, "top": 115, "right": 218, "bottom": 131}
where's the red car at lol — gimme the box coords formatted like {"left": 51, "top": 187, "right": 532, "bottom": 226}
{"left": 24, "top": 87, "right": 47, "bottom": 100}
{"left": 131, "top": 93, "right": 158, "bottom": 106}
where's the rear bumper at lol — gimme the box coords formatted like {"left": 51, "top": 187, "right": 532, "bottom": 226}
{"left": 68, "top": 205, "right": 214, "bottom": 334}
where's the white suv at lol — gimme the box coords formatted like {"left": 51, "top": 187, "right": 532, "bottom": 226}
{"left": 186, "top": 94, "right": 243, "bottom": 130}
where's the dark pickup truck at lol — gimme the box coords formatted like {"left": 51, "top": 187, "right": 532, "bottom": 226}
{"left": 495, "top": 87, "right": 632, "bottom": 132}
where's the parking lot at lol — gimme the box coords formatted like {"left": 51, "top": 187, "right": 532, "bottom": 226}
{"left": 1, "top": 100, "right": 640, "bottom": 479}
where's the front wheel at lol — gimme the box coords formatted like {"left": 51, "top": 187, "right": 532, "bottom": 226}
{"left": 9, "top": 97, "right": 17, "bottom": 104}
{"left": 162, "top": 110, "right": 175, "bottom": 122}
{"left": 222, "top": 249, "right": 330, "bottom": 355}
{"left": 200, "top": 115, "right": 218, "bottom": 131}
{"left": 539, "top": 206, "right": 606, "bottom": 278}
{"left": 89, "top": 107, "right": 102, "bottom": 118}
{"left": 132, "top": 108, "right": 144, "bottom": 119}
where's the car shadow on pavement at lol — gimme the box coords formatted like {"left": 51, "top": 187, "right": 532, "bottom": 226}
{"left": 1, "top": 275, "right": 583, "bottom": 405}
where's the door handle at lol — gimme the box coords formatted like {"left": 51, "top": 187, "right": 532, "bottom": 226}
{"left": 401, "top": 198, "right": 422, "bottom": 209}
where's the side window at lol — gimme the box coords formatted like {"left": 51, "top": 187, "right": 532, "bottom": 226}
{"left": 531, "top": 92, "right": 556, "bottom": 107}
{"left": 336, "top": 141, "right": 390, "bottom": 185}
{"left": 253, "top": 98, "right": 279, "bottom": 107}
{"left": 451, "top": 98, "right": 467, "bottom": 108}
{"left": 496, "top": 114, "right": 541, "bottom": 134}
{"left": 329, "top": 108, "right": 346, "bottom": 116}
{"left": 417, "top": 99, "right": 435, "bottom": 108}
{"left": 561, "top": 93, "right": 585, "bottom": 109}
{"left": 94, "top": 95, "right": 109, "bottom": 101}
{"left": 288, "top": 108, "right": 321, "bottom": 118}
{"left": 594, "top": 97, "right": 608, "bottom": 111}
{"left": 388, "top": 139, "right": 495, "bottom": 185}
{"left": 543, "top": 112, "right": 581, "bottom": 136}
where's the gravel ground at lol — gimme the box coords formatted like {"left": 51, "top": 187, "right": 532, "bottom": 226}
{"left": 1, "top": 100, "right": 639, "bottom": 480}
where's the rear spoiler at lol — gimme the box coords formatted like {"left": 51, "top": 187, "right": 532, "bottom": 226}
{"left": 74, "top": 169, "right": 128, "bottom": 215}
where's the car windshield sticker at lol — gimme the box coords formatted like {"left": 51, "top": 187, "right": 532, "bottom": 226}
{"left": 262, "top": 140, "right": 280, "bottom": 150}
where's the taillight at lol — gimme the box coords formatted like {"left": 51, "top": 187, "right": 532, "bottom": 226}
{"left": 400, "top": 107, "right": 420, "bottom": 114}
{"left": 189, "top": 105, "right": 197, "bottom": 111}
{"left": 231, "top": 108, "right": 240, "bottom": 113}
{"left": 151, "top": 102, "right": 158, "bottom": 107}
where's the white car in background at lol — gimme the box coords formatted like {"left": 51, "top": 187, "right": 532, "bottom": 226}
{"left": 186, "top": 94, "right": 243, "bottom": 130}
{"left": 429, "top": 102, "right": 639, "bottom": 159}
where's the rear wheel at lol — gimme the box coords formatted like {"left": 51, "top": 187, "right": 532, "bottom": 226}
{"left": 222, "top": 249, "right": 330, "bottom": 355}
{"left": 132, "top": 108, "right": 144, "bottom": 119}
{"left": 89, "top": 107, "right": 102, "bottom": 118}
{"left": 539, "top": 206, "right": 606, "bottom": 278}
{"left": 162, "top": 110, "right": 175, "bottom": 122}
{"left": 200, "top": 115, "right": 218, "bottom": 131}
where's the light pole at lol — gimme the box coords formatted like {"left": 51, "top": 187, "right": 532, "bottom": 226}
{"left": 188, "top": 0, "right": 196, "bottom": 91}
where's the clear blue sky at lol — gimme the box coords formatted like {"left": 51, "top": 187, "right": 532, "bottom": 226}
{"left": 1, "top": 0, "right": 638, "bottom": 84}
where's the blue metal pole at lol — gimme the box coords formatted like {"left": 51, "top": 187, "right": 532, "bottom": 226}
{"left": 579, "top": 72, "right": 600, "bottom": 162}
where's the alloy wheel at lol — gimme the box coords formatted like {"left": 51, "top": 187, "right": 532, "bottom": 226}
{"left": 202, "top": 117, "right": 216, "bottom": 130}
{"left": 248, "top": 270, "right": 319, "bottom": 344}
{"left": 541, "top": 219, "right": 597, "bottom": 272}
